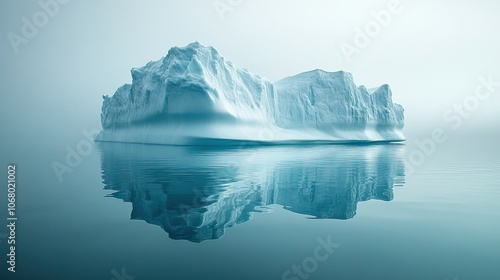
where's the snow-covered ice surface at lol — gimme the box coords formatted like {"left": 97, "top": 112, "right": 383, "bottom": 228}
{"left": 96, "top": 42, "right": 405, "bottom": 145}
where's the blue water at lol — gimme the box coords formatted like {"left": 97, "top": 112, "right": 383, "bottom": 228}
{"left": 0, "top": 136, "right": 499, "bottom": 280}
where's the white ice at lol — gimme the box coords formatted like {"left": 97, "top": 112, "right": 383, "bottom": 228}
{"left": 96, "top": 42, "right": 405, "bottom": 145}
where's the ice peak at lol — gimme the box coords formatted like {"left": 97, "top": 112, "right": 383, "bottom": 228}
{"left": 165, "top": 42, "right": 220, "bottom": 61}
{"left": 187, "top": 41, "right": 203, "bottom": 48}
{"left": 368, "top": 84, "right": 391, "bottom": 95}
{"left": 279, "top": 69, "right": 353, "bottom": 81}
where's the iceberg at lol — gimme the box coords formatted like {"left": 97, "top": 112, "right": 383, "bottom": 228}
{"left": 96, "top": 42, "right": 405, "bottom": 145}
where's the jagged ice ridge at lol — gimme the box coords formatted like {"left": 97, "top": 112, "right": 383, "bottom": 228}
{"left": 96, "top": 42, "right": 405, "bottom": 144}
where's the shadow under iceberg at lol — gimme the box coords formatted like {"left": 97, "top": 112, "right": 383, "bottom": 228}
{"left": 97, "top": 142, "right": 405, "bottom": 243}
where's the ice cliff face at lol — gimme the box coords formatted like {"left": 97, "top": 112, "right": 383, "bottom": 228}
{"left": 96, "top": 42, "right": 404, "bottom": 144}
{"left": 275, "top": 70, "right": 404, "bottom": 133}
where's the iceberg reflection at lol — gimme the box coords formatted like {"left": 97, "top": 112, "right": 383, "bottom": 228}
{"left": 97, "top": 143, "right": 405, "bottom": 242}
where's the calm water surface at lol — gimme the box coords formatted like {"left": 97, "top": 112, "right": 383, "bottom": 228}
{"left": 0, "top": 136, "right": 499, "bottom": 280}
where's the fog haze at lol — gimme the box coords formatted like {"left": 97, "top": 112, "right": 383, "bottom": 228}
{"left": 1, "top": 0, "right": 499, "bottom": 143}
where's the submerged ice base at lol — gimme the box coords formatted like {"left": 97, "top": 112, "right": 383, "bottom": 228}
{"left": 96, "top": 42, "right": 405, "bottom": 145}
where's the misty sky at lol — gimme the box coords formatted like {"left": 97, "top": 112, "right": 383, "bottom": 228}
{"left": 1, "top": 0, "right": 499, "bottom": 142}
